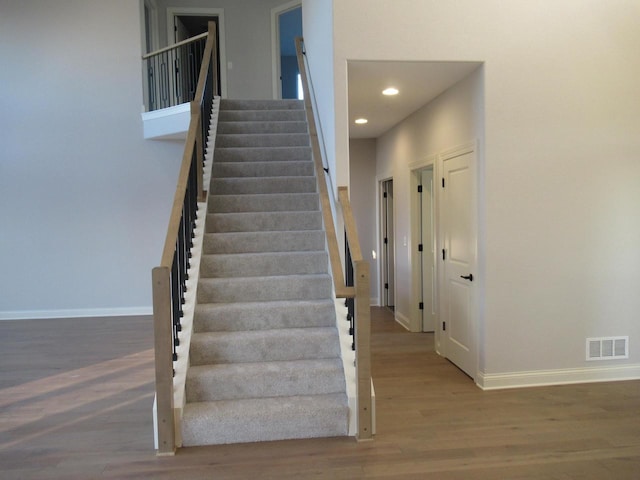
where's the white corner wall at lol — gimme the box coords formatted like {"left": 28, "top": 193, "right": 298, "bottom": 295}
{"left": 348, "top": 139, "right": 379, "bottom": 304}
{"left": 312, "top": 0, "right": 640, "bottom": 386}
{"left": 0, "top": 0, "right": 185, "bottom": 319}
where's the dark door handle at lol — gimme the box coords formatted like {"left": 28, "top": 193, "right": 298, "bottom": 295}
{"left": 460, "top": 274, "right": 473, "bottom": 282}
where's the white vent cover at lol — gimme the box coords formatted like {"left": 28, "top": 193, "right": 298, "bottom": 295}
{"left": 586, "top": 336, "right": 629, "bottom": 361}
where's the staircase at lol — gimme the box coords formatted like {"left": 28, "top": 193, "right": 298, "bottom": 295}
{"left": 181, "top": 99, "right": 348, "bottom": 446}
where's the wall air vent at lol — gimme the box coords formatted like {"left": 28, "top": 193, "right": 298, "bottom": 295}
{"left": 586, "top": 336, "right": 629, "bottom": 361}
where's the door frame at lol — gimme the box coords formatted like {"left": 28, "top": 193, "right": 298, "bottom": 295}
{"left": 271, "top": 0, "right": 302, "bottom": 99}
{"left": 166, "top": 7, "right": 228, "bottom": 98}
{"left": 409, "top": 155, "right": 437, "bottom": 333}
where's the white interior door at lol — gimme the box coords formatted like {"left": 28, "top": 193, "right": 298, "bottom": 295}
{"left": 420, "top": 168, "right": 436, "bottom": 332}
{"left": 381, "top": 179, "right": 395, "bottom": 308}
{"left": 440, "top": 148, "right": 476, "bottom": 378}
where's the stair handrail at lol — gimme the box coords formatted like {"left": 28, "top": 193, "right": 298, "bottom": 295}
{"left": 151, "top": 21, "right": 218, "bottom": 456}
{"left": 142, "top": 30, "right": 210, "bottom": 112}
{"left": 295, "top": 37, "right": 373, "bottom": 441}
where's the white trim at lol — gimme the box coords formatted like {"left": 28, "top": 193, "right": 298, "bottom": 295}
{"left": 166, "top": 7, "right": 228, "bottom": 98}
{"left": 271, "top": 0, "right": 302, "bottom": 99}
{"left": 477, "top": 364, "right": 640, "bottom": 390}
{"left": 0, "top": 307, "right": 152, "bottom": 321}
{"left": 141, "top": 102, "right": 191, "bottom": 140}
{"left": 395, "top": 311, "right": 411, "bottom": 331}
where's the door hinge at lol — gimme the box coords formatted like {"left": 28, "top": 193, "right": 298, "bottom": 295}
{"left": 383, "top": 191, "right": 387, "bottom": 198}
{"left": 442, "top": 321, "right": 446, "bottom": 331}
{"left": 384, "top": 237, "right": 388, "bottom": 244}
{"left": 442, "top": 249, "right": 446, "bottom": 260}
{"left": 418, "top": 244, "right": 423, "bottom": 252}
{"left": 384, "top": 283, "right": 389, "bottom": 289}
{"left": 442, "top": 178, "right": 445, "bottom": 188}
{"left": 417, "top": 185, "right": 422, "bottom": 193}
{"left": 419, "top": 302, "right": 424, "bottom": 310}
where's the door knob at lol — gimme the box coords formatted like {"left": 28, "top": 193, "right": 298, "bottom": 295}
{"left": 460, "top": 274, "right": 473, "bottom": 281}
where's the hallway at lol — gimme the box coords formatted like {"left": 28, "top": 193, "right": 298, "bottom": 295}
{"left": 1, "top": 308, "right": 639, "bottom": 478}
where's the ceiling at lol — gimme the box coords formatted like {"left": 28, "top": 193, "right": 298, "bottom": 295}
{"left": 347, "top": 61, "right": 481, "bottom": 139}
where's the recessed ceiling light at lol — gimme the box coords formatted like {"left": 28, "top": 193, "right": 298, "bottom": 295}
{"left": 382, "top": 87, "right": 399, "bottom": 96}
{"left": 355, "top": 118, "right": 368, "bottom": 124}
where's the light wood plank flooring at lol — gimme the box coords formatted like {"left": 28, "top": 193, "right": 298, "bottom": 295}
{"left": 1, "top": 308, "right": 639, "bottom": 479}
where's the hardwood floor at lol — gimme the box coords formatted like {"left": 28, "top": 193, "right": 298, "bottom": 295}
{"left": 1, "top": 309, "right": 639, "bottom": 479}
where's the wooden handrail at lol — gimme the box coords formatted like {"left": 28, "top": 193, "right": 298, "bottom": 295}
{"left": 158, "top": 22, "right": 216, "bottom": 268}
{"left": 295, "top": 38, "right": 353, "bottom": 299}
{"left": 296, "top": 37, "right": 372, "bottom": 441}
{"left": 142, "top": 31, "right": 208, "bottom": 60}
{"left": 152, "top": 21, "right": 218, "bottom": 456}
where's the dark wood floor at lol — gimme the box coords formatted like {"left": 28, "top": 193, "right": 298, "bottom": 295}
{"left": 1, "top": 308, "right": 639, "bottom": 479}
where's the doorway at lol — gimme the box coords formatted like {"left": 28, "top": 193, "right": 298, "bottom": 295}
{"left": 271, "top": 2, "right": 303, "bottom": 99}
{"left": 166, "top": 7, "right": 227, "bottom": 97}
{"left": 380, "top": 179, "right": 395, "bottom": 310}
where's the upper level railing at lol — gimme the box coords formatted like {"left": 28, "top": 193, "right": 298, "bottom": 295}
{"left": 142, "top": 31, "right": 208, "bottom": 112}
{"left": 151, "top": 22, "right": 218, "bottom": 455}
{"left": 295, "top": 37, "right": 373, "bottom": 441}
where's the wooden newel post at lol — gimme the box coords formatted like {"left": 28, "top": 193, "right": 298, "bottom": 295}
{"left": 354, "top": 260, "right": 373, "bottom": 441}
{"left": 152, "top": 266, "right": 176, "bottom": 455}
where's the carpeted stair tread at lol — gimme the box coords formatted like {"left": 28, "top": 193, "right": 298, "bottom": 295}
{"left": 197, "top": 274, "right": 332, "bottom": 303}
{"left": 217, "top": 120, "right": 307, "bottom": 134}
{"left": 181, "top": 393, "right": 348, "bottom": 446}
{"left": 220, "top": 99, "right": 303, "bottom": 110}
{"left": 190, "top": 327, "right": 340, "bottom": 365}
{"left": 209, "top": 193, "right": 319, "bottom": 213}
{"left": 210, "top": 176, "right": 316, "bottom": 195}
{"left": 214, "top": 146, "right": 311, "bottom": 162}
{"left": 186, "top": 358, "right": 345, "bottom": 402}
{"left": 200, "top": 251, "right": 328, "bottom": 278}
{"left": 193, "top": 299, "right": 336, "bottom": 332}
{"left": 212, "top": 160, "right": 314, "bottom": 178}
{"left": 206, "top": 211, "right": 322, "bottom": 233}
{"left": 218, "top": 109, "right": 306, "bottom": 122}
{"left": 203, "top": 230, "right": 326, "bottom": 254}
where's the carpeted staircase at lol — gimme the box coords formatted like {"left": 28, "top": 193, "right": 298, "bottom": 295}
{"left": 181, "top": 99, "right": 348, "bottom": 446}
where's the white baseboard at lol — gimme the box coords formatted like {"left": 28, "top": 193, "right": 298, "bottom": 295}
{"left": 0, "top": 306, "right": 152, "bottom": 321}
{"left": 395, "top": 311, "right": 411, "bottom": 330}
{"left": 477, "top": 364, "right": 640, "bottom": 390}
{"left": 370, "top": 297, "right": 379, "bottom": 306}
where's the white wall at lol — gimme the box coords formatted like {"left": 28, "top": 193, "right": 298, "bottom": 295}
{"left": 301, "top": 0, "right": 338, "bottom": 194}
{"left": 155, "top": 0, "right": 297, "bottom": 99}
{"left": 318, "top": 0, "right": 640, "bottom": 383}
{"left": 348, "top": 139, "right": 379, "bottom": 304}
{"left": 0, "top": 0, "right": 184, "bottom": 319}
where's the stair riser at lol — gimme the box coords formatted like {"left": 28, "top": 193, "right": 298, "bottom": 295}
{"left": 214, "top": 147, "right": 311, "bottom": 162}
{"left": 181, "top": 394, "right": 348, "bottom": 446}
{"left": 190, "top": 328, "right": 340, "bottom": 365}
{"left": 200, "top": 252, "right": 328, "bottom": 278}
{"left": 210, "top": 177, "right": 316, "bottom": 195}
{"left": 209, "top": 193, "right": 319, "bottom": 213}
{"left": 194, "top": 300, "right": 336, "bottom": 332}
{"left": 203, "top": 231, "right": 326, "bottom": 254}
{"left": 186, "top": 360, "right": 345, "bottom": 402}
{"left": 197, "top": 275, "right": 332, "bottom": 303}
{"left": 206, "top": 212, "right": 322, "bottom": 233}
{"left": 217, "top": 121, "right": 307, "bottom": 135}
{"left": 212, "top": 161, "right": 314, "bottom": 178}
{"left": 216, "top": 134, "right": 309, "bottom": 148}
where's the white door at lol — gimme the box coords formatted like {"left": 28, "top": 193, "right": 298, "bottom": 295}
{"left": 381, "top": 180, "right": 395, "bottom": 308}
{"left": 420, "top": 168, "right": 436, "bottom": 332}
{"left": 440, "top": 148, "right": 476, "bottom": 378}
